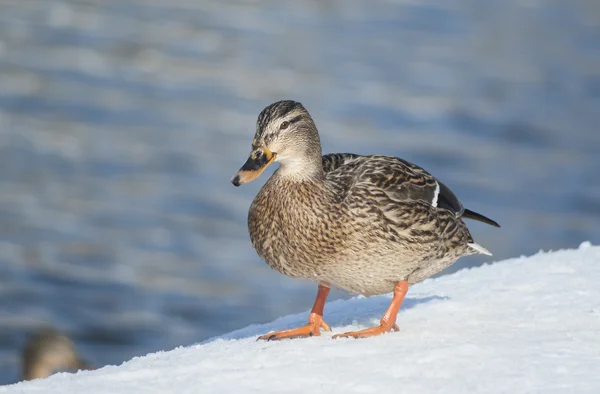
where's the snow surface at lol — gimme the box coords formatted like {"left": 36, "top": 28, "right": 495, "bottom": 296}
{"left": 3, "top": 244, "right": 600, "bottom": 393}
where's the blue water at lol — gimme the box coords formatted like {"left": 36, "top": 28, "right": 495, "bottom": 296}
{"left": 0, "top": 0, "right": 599, "bottom": 384}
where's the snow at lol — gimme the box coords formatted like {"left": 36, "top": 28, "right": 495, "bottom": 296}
{"left": 3, "top": 245, "right": 600, "bottom": 393}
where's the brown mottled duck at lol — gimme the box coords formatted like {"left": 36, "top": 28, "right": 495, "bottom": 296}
{"left": 21, "top": 328, "right": 92, "bottom": 381}
{"left": 232, "top": 100, "right": 499, "bottom": 340}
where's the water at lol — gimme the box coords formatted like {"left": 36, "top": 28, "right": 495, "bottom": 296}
{"left": 0, "top": 0, "right": 598, "bottom": 384}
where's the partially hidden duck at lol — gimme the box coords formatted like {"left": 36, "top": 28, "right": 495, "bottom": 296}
{"left": 21, "top": 328, "right": 93, "bottom": 381}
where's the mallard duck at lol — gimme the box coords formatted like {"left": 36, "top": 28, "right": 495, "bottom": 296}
{"left": 232, "top": 100, "right": 499, "bottom": 340}
{"left": 21, "top": 328, "right": 92, "bottom": 381}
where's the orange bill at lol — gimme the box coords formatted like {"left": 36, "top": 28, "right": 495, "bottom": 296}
{"left": 231, "top": 147, "right": 276, "bottom": 186}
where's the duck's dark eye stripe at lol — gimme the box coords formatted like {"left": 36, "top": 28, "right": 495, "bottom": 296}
{"left": 280, "top": 115, "right": 303, "bottom": 130}
{"left": 288, "top": 115, "right": 303, "bottom": 124}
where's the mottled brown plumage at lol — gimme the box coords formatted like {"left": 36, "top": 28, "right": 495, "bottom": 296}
{"left": 232, "top": 100, "right": 499, "bottom": 339}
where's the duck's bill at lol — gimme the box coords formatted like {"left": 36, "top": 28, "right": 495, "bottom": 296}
{"left": 231, "top": 147, "right": 276, "bottom": 187}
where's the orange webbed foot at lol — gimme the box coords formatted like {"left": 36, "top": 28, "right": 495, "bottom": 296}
{"left": 332, "top": 323, "right": 399, "bottom": 339}
{"left": 333, "top": 281, "right": 408, "bottom": 340}
{"left": 257, "top": 313, "right": 331, "bottom": 341}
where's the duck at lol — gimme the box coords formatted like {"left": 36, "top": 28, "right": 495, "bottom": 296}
{"left": 21, "top": 328, "right": 93, "bottom": 381}
{"left": 231, "top": 100, "right": 499, "bottom": 340}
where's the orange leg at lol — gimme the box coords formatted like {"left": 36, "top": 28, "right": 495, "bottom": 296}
{"left": 257, "top": 283, "right": 331, "bottom": 341}
{"left": 333, "top": 281, "right": 409, "bottom": 339}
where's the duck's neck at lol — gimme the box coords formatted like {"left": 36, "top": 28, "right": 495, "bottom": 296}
{"left": 276, "top": 151, "right": 324, "bottom": 182}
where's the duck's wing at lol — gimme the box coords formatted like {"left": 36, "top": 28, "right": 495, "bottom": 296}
{"left": 326, "top": 154, "right": 463, "bottom": 214}
{"left": 322, "top": 153, "right": 360, "bottom": 174}
{"left": 324, "top": 154, "right": 499, "bottom": 227}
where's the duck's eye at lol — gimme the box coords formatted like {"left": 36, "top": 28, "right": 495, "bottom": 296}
{"left": 279, "top": 121, "right": 290, "bottom": 130}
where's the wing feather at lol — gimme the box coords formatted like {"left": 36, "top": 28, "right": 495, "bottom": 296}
{"left": 324, "top": 154, "right": 463, "bottom": 216}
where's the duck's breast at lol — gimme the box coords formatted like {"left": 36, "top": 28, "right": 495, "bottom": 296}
{"left": 248, "top": 178, "right": 345, "bottom": 278}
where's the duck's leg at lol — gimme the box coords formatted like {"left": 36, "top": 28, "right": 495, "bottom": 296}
{"left": 333, "top": 281, "right": 408, "bottom": 339}
{"left": 257, "top": 283, "right": 331, "bottom": 341}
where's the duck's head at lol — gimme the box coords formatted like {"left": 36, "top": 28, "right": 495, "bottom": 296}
{"left": 232, "top": 100, "right": 322, "bottom": 186}
{"left": 22, "top": 328, "right": 93, "bottom": 381}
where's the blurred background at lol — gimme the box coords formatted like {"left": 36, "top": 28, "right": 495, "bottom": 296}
{"left": 0, "top": 0, "right": 599, "bottom": 384}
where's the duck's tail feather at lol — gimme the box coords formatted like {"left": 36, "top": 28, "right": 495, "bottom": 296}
{"left": 468, "top": 243, "right": 493, "bottom": 256}
{"left": 462, "top": 208, "right": 500, "bottom": 228}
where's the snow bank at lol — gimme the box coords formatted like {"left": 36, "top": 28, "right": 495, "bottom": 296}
{"left": 3, "top": 244, "right": 600, "bottom": 393}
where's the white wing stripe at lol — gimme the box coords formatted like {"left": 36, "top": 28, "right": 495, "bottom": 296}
{"left": 432, "top": 181, "right": 440, "bottom": 207}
